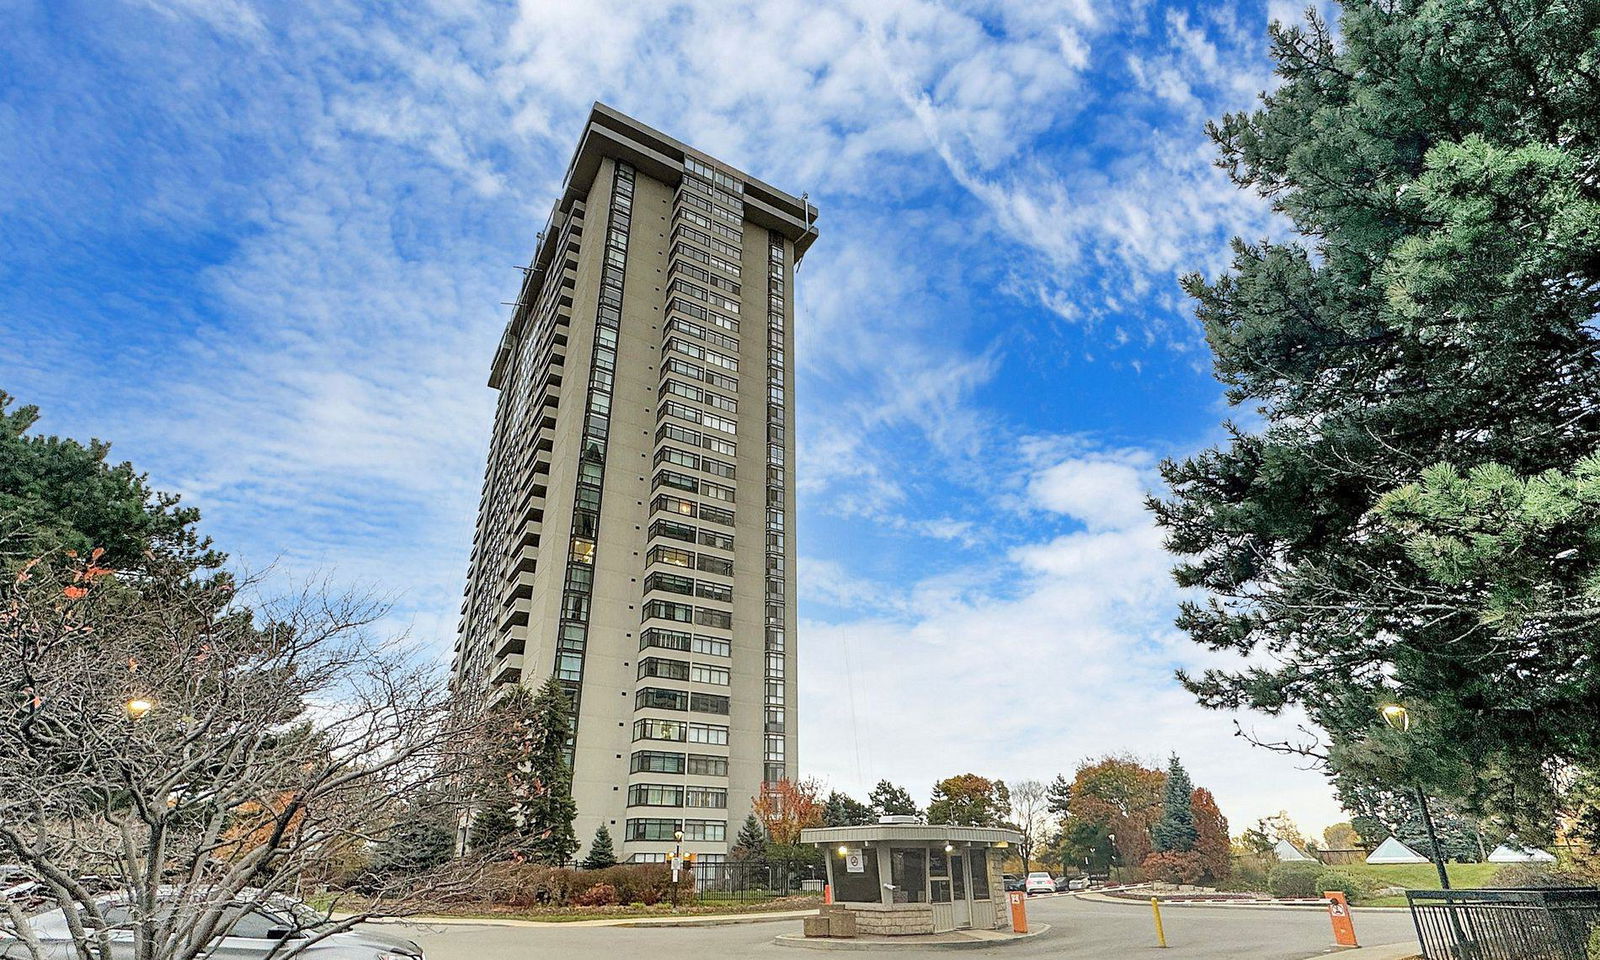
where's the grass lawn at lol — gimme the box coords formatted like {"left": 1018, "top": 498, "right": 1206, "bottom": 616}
{"left": 1336, "top": 862, "right": 1502, "bottom": 906}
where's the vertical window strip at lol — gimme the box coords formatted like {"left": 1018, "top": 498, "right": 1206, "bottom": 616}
{"left": 762, "top": 229, "right": 788, "bottom": 784}
{"left": 558, "top": 161, "right": 635, "bottom": 754}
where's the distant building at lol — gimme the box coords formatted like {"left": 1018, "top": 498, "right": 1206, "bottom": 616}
{"left": 1486, "top": 840, "right": 1556, "bottom": 863}
{"left": 1274, "top": 839, "right": 1316, "bottom": 862}
{"left": 1365, "top": 837, "right": 1428, "bottom": 864}
{"left": 451, "top": 103, "right": 817, "bottom": 864}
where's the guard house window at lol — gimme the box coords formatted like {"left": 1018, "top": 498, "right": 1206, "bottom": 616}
{"left": 970, "top": 849, "right": 992, "bottom": 899}
{"left": 929, "top": 847, "right": 952, "bottom": 904}
{"left": 889, "top": 849, "right": 928, "bottom": 904}
{"left": 834, "top": 847, "right": 881, "bottom": 903}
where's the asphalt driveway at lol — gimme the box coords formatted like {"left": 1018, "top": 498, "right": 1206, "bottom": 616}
{"left": 396, "top": 892, "right": 1420, "bottom": 959}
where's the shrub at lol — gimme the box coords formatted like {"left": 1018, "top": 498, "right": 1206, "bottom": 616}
{"left": 1267, "top": 862, "right": 1323, "bottom": 898}
{"left": 1587, "top": 922, "right": 1600, "bottom": 960}
{"left": 1488, "top": 864, "right": 1594, "bottom": 889}
{"left": 1142, "top": 851, "right": 1207, "bottom": 885}
{"left": 1314, "top": 871, "right": 1376, "bottom": 901}
{"left": 1219, "top": 857, "right": 1270, "bottom": 893}
{"left": 573, "top": 883, "right": 619, "bottom": 907}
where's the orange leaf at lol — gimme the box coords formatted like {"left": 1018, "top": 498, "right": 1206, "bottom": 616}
{"left": 62, "top": 586, "right": 88, "bottom": 599}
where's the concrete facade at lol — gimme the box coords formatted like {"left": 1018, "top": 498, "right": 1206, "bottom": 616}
{"left": 452, "top": 103, "right": 817, "bottom": 863}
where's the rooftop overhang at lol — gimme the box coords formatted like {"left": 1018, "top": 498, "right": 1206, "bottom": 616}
{"left": 800, "top": 825, "right": 1022, "bottom": 846}
{"left": 490, "top": 102, "right": 820, "bottom": 389}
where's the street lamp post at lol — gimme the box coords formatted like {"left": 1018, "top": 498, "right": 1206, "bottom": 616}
{"left": 1106, "top": 833, "right": 1118, "bottom": 885}
{"left": 1381, "top": 705, "right": 1451, "bottom": 891}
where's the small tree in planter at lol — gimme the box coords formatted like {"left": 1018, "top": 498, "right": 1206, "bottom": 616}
{"left": 582, "top": 825, "right": 619, "bottom": 870}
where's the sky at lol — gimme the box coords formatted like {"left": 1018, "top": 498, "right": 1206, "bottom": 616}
{"left": 0, "top": 0, "right": 1350, "bottom": 834}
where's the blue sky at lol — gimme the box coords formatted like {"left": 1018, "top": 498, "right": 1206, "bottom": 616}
{"left": 2, "top": 0, "right": 1346, "bottom": 832}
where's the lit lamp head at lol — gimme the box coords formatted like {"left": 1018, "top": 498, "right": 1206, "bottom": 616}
{"left": 1381, "top": 704, "right": 1411, "bottom": 732}
{"left": 124, "top": 697, "right": 155, "bottom": 720}
{"left": 944, "top": 844, "right": 954, "bottom": 852}
{"left": 838, "top": 846, "right": 849, "bottom": 857}
{"left": 674, "top": 830, "right": 685, "bottom": 842}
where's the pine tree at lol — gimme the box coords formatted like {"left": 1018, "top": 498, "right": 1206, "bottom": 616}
{"left": 822, "top": 791, "right": 875, "bottom": 826}
{"left": 1154, "top": 0, "right": 1600, "bottom": 830}
{"left": 868, "top": 780, "right": 920, "bottom": 818}
{"left": 517, "top": 677, "right": 579, "bottom": 865}
{"left": 732, "top": 813, "right": 768, "bottom": 862}
{"left": 1045, "top": 774, "right": 1072, "bottom": 819}
{"left": 1151, "top": 756, "right": 1197, "bottom": 853}
{"left": 581, "top": 824, "right": 619, "bottom": 869}
{"left": 469, "top": 802, "right": 516, "bottom": 854}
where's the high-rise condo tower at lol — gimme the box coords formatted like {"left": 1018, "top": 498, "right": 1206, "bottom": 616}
{"left": 452, "top": 103, "right": 816, "bottom": 865}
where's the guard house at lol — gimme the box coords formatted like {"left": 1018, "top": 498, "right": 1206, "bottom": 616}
{"left": 800, "top": 820, "right": 1022, "bottom": 935}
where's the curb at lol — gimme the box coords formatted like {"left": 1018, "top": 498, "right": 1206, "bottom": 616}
{"left": 1316, "top": 943, "right": 1418, "bottom": 960}
{"left": 1081, "top": 892, "right": 1409, "bottom": 912}
{"left": 774, "top": 923, "right": 1051, "bottom": 951}
{"left": 380, "top": 908, "right": 815, "bottom": 929}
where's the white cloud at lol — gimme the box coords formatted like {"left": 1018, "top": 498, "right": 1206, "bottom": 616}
{"left": 801, "top": 441, "right": 1347, "bottom": 835}
{"left": 1030, "top": 451, "right": 1154, "bottom": 531}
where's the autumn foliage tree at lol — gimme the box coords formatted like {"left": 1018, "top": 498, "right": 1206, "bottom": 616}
{"left": 754, "top": 777, "right": 824, "bottom": 877}
{"left": 1191, "top": 788, "right": 1231, "bottom": 883}
{"left": 927, "top": 774, "right": 1011, "bottom": 827}
{"left": 1062, "top": 756, "right": 1164, "bottom": 873}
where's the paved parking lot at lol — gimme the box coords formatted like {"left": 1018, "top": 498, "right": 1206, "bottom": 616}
{"left": 396, "top": 892, "right": 1420, "bottom": 959}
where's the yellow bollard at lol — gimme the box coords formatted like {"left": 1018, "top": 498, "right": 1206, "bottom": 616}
{"left": 1150, "top": 898, "right": 1168, "bottom": 948}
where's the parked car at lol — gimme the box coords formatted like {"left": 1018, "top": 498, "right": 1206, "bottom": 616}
{"left": 1067, "top": 876, "right": 1094, "bottom": 890}
{"left": 1001, "top": 874, "right": 1025, "bottom": 892}
{"left": 1025, "top": 872, "right": 1056, "bottom": 895}
{"left": 1053, "top": 876, "right": 1072, "bottom": 892}
{"left": 1, "top": 890, "right": 425, "bottom": 960}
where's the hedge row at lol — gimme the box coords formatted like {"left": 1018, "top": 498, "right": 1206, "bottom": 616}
{"left": 478, "top": 862, "right": 695, "bottom": 907}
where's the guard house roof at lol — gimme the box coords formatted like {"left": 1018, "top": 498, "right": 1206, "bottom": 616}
{"left": 800, "top": 825, "right": 1022, "bottom": 846}
{"left": 490, "top": 102, "right": 820, "bottom": 389}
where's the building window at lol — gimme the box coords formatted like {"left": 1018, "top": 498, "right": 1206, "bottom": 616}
{"left": 696, "top": 555, "right": 734, "bottom": 577}
{"left": 633, "top": 718, "right": 686, "bottom": 742}
{"left": 685, "top": 787, "right": 727, "bottom": 809}
{"left": 695, "top": 580, "right": 732, "bottom": 603}
{"left": 695, "top": 608, "right": 732, "bottom": 629}
{"left": 630, "top": 750, "right": 686, "bottom": 774}
{"left": 626, "top": 819, "right": 683, "bottom": 842}
{"left": 679, "top": 819, "right": 726, "bottom": 842}
{"left": 688, "top": 723, "right": 728, "bottom": 745}
{"left": 687, "top": 754, "right": 728, "bottom": 777}
{"left": 648, "top": 545, "right": 695, "bottom": 568}
{"left": 649, "top": 519, "right": 698, "bottom": 544}
{"left": 644, "top": 572, "right": 696, "bottom": 596}
{"left": 642, "top": 600, "right": 694, "bottom": 623}
{"left": 693, "top": 636, "right": 731, "bottom": 658}
{"left": 637, "top": 687, "right": 689, "bottom": 711}
{"left": 700, "top": 504, "right": 735, "bottom": 527}
{"left": 628, "top": 784, "right": 684, "bottom": 807}
{"left": 638, "top": 657, "right": 690, "bottom": 681}
{"left": 691, "top": 692, "right": 731, "bottom": 715}
{"left": 640, "top": 628, "right": 693, "bottom": 652}
{"left": 652, "top": 495, "right": 697, "bottom": 518}
{"left": 691, "top": 664, "right": 730, "bottom": 686}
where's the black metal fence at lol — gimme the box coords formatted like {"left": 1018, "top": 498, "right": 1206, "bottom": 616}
{"left": 685, "top": 860, "right": 822, "bottom": 903}
{"left": 1407, "top": 888, "right": 1600, "bottom": 960}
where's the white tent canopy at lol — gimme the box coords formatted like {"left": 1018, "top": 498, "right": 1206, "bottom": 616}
{"left": 1487, "top": 840, "right": 1556, "bottom": 863}
{"left": 1366, "top": 837, "right": 1428, "bottom": 864}
{"left": 1274, "top": 839, "right": 1316, "bottom": 862}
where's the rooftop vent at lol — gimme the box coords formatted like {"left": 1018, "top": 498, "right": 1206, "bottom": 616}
{"left": 878, "top": 814, "right": 921, "bottom": 824}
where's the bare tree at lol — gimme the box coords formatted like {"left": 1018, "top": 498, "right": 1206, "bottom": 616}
{"left": 0, "top": 551, "right": 485, "bottom": 960}
{"left": 1008, "top": 780, "right": 1050, "bottom": 871}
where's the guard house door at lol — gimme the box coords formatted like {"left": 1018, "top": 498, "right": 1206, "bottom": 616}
{"left": 928, "top": 847, "right": 968, "bottom": 931}
{"left": 950, "top": 851, "right": 971, "bottom": 928}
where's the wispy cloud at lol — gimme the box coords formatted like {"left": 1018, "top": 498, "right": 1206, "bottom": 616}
{"left": 1, "top": 0, "right": 1342, "bottom": 825}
